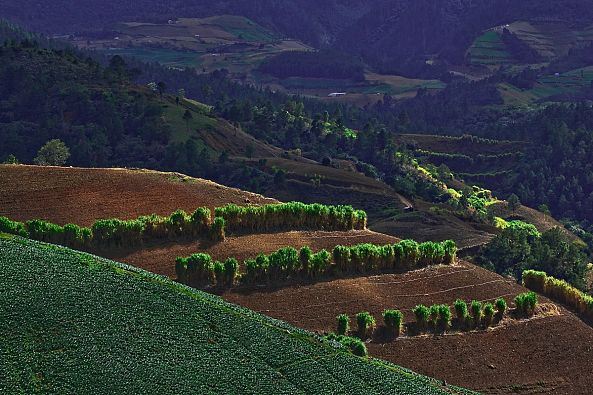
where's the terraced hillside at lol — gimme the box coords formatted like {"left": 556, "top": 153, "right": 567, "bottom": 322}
{"left": 0, "top": 235, "right": 471, "bottom": 394}
{"left": 223, "top": 261, "right": 593, "bottom": 394}
{"left": 2, "top": 165, "right": 592, "bottom": 394}
{"left": 0, "top": 165, "right": 276, "bottom": 227}
{"left": 224, "top": 260, "right": 593, "bottom": 394}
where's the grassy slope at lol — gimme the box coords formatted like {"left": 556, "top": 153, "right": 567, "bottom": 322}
{"left": 0, "top": 235, "right": 471, "bottom": 395}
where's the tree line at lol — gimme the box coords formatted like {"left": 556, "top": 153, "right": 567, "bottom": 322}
{"left": 175, "top": 239, "right": 457, "bottom": 288}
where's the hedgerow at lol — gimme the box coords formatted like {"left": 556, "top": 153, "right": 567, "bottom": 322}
{"left": 0, "top": 216, "right": 28, "bottom": 237}
{"left": 332, "top": 240, "right": 456, "bottom": 275}
{"left": 523, "top": 270, "right": 593, "bottom": 320}
{"left": 176, "top": 239, "right": 458, "bottom": 288}
{"left": 214, "top": 202, "right": 367, "bottom": 233}
{"left": 0, "top": 206, "right": 217, "bottom": 249}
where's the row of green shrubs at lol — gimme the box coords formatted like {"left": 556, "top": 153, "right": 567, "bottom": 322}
{"left": 412, "top": 298, "right": 506, "bottom": 332}
{"left": 214, "top": 202, "right": 367, "bottom": 233}
{"left": 0, "top": 202, "right": 370, "bottom": 249}
{"left": 175, "top": 239, "right": 457, "bottom": 287}
{"left": 175, "top": 253, "right": 240, "bottom": 287}
{"left": 0, "top": 208, "right": 222, "bottom": 249}
{"left": 523, "top": 270, "right": 593, "bottom": 319}
{"left": 335, "top": 298, "right": 513, "bottom": 341}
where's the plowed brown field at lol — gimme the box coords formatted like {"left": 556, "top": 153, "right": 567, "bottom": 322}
{"left": 3, "top": 165, "right": 593, "bottom": 394}
{"left": 224, "top": 261, "right": 593, "bottom": 394}
{"left": 0, "top": 165, "right": 276, "bottom": 226}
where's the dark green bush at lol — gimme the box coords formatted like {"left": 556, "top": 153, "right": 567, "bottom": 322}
{"left": 213, "top": 261, "right": 225, "bottom": 288}
{"left": 190, "top": 207, "right": 212, "bottom": 234}
{"left": 471, "top": 300, "right": 482, "bottom": 327}
{"left": 223, "top": 257, "right": 239, "bottom": 287}
{"left": 210, "top": 217, "right": 225, "bottom": 241}
{"left": 63, "top": 223, "right": 88, "bottom": 247}
{"left": 429, "top": 304, "right": 440, "bottom": 329}
{"left": 515, "top": 292, "right": 538, "bottom": 317}
{"left": 324, "top": 333, "right": 368, "bottom": 357}
{"left": 483, "top": 303, "right": 495, "bottom": 326}
{"left": 383, "top": 310, "right": 404, "bottom": 337}
{"left": 310, "top": 249, "right": 331, "bottom": 278}
{"left": 26, "top": 219, "right": 64, "bottom": 244}
{"left": 413, "top": 305, "right": 430, "bottom": 331}
{"left": 183, "top": 253, "right": 215, "bottom": 286}
{"left": 454, "top": 299, "right": 469, "bottom": 329}
{"left": 299, "top": 246, "right": 312, "bottom": 273}
{"left": 0, "top": 216, "right": 29, "bottom": 238}
{"left": 336, "top": 314, "right": 350, "bottom": 335}
{"left": 356, "top": 311, "right": 376, "bottom": 339}
{"left": 437, "top": 304, "right": 451, "bottom": 330}
{"left": 269, "top": 247, "right": 299, "bottom": 281}
{"left": 493, "top": 298, "right": 506, "bottom": 317}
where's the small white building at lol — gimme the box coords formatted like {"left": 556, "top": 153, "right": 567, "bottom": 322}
{"left": 328, "top": 92, "right": 347, "bottom": 97}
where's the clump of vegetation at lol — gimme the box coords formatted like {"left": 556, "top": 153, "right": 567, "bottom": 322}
{"left": 34, "top": 139, "right": 70, "bottom": 166}
{"left": 210, "top": 217, "right": 226, "bottom": 241}
{"left": 483, "top": 303, "right": 495, "bottom": 327}
{"left": 522, "top": 269, "right": 547, "bottom": 293}
{"left": 383, "top": 310, "right": 404, "bottom": 337}
{"left": 299, "top": 246, "right": 312, "bottom": 274}
{"left": 336, "top": 314, "right": 350, "bottom": 336}
{"left": 471, "top": 300, "right": 482, "bottom": 328}
{"left": 214, "top": 202, "right": 367, "bottom": 233}
{"left": 436, "top": 304, "right": 451, "bottom": 331}
{"left": 477, "top": 225, "right": 589, "bottom": 290}
{"left": 523, "top": 270, "right": 593, "bottom": 320}
{"left": 413, "top": 305, "right": 430, "bottom": 332}
{"left": 356, "top": 311, "right": 376, "bottom": 339}
{"left": 495, "top": 298, "right": 507, "bottom": 316}
{"left": 323, "top": 333, "right": 368, "bottom": 357}
{"left": 514, "top": 292, "right": 538, "bottom": 317}
{"left": 0, "top": 206, "right": 218, "bottom": 250}
{"left": 175, "top": 253, "right": 214, "bottom": 286}
{"left": 454, "top": 299, "right": 469, "bottom": 329}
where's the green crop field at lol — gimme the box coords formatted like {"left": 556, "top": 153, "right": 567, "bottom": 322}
{"left": 0, "top": 235, "right": 472, "bottom": 394}
{"left": 98, "top": 47, "right": 201, "bottom": 68}
{"left": 468, "top": 30, "right": 513, "bottom": 65}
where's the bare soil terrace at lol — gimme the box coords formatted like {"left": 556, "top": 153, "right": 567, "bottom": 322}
{"left": 223, "top": 261, "right": 593, "bottom": 395}
{"left": 108, "top": 229, "right": 397, "bottom": 278}
{"left": 3, "top": 165, "right": 593, "bottom": 394}
{"left": 0, "top": 165, "right": 276, "bottom": 226}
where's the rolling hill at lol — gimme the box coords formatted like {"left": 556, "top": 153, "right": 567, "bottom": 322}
{"left": 0, "top": 234, "right": 472, "bottom": 394}
{"left": 2, "top": 164, "right": 593, "bottom": 394}
{"left": 5, "top": 0, "right": 593, "bottom": 77}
